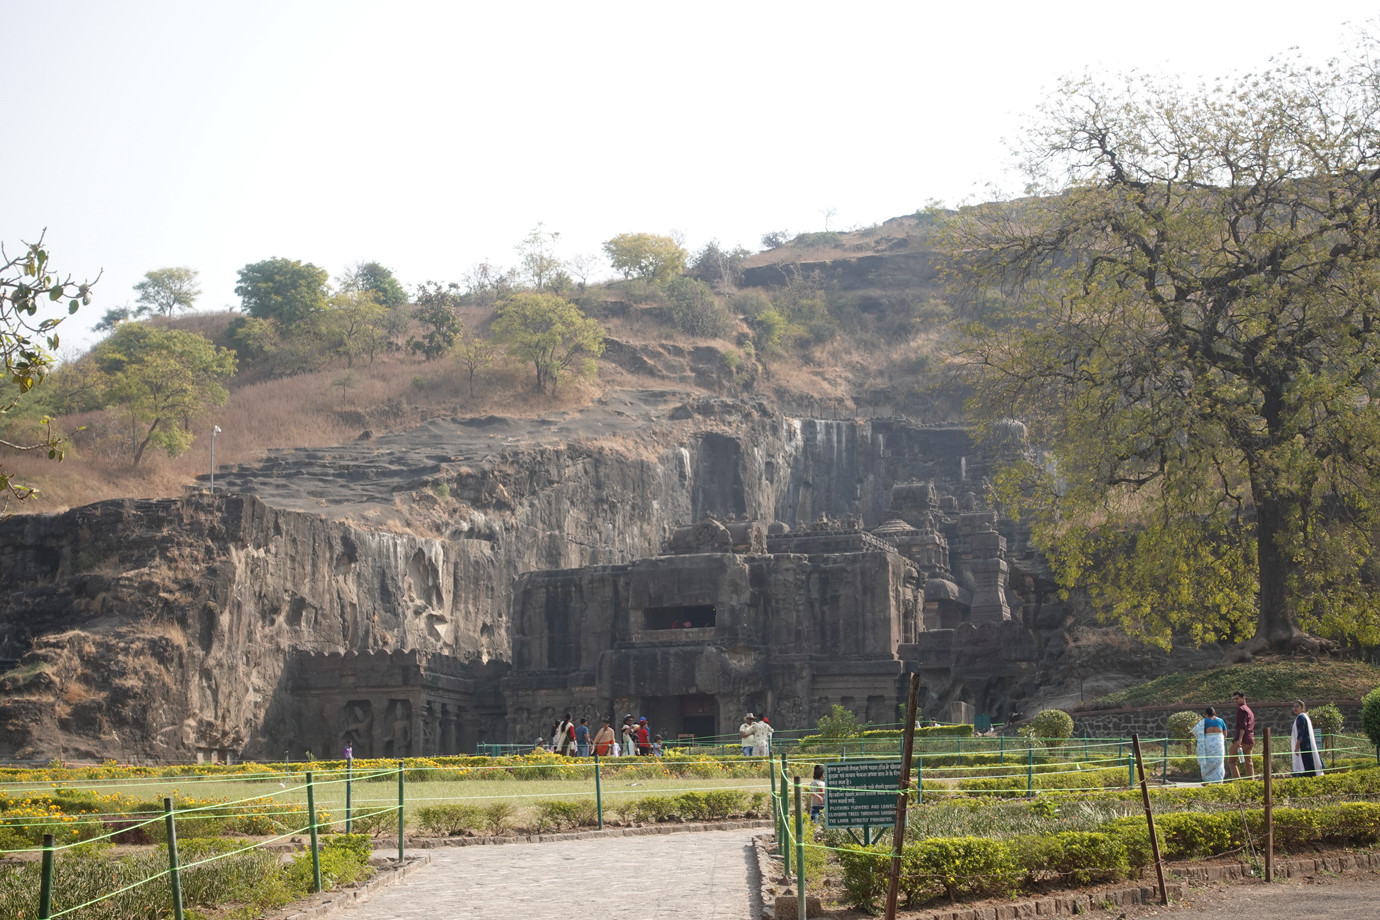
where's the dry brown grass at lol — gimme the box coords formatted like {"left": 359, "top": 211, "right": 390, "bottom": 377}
{"left": 7, "top": 262, "right": 959, "bottom": 516}
{"left": 8, "top": 319, "right": 638, "bottom": 514}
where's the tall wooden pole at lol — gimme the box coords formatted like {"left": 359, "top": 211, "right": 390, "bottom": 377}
{"left": 1263, "top": 728, "right": 1273, "bottom": 882}
{"left": 884, "top": 673, "right": 921, "bottom": 920}
{"left": 1131, "top": 734, "right": 1168, "bottom": 905}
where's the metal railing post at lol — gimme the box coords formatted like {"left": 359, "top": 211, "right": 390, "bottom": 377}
{"left": 306, "top": 771, "right": 322, "bottom": 893}
{"left": 397, "top": 761, "right": 406, "bottom": 863}
{"left": 345, "top": 757, "right": 353, "bottom": 833}
{"left": 594, "top": 754, "right": 604, "bottom": 830}
{"left": 1027, "top": 742, "right": 1035, "bottom": 798}
{"left": 164, "top": 797, "right": 185, "bottom": 920}
{"left": 39, "top": 833, "right": 55, "bottom": 920}
{"left": 794, "top": 776, "right": 806, "bottom": 920}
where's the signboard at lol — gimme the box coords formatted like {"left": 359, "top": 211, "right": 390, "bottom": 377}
{"left": 823, "top": 760, "right": 905, "bottom": 829}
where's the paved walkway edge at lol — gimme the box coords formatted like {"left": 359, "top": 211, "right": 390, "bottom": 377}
{"left": 385, "top": 817, "right": 774, "bottom": 848}
{"left": 276, "top": 853, "right": 433, "bottom": 920}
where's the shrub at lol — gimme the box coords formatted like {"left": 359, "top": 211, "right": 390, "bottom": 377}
{"left": 631, "top": 795, "right": 680, "bottom": 823}
{"left": 838, "top": 844, "right": 889, "bottom": 909}
{"left": 815, "top": 704, "right": 862, "bottom": 740}
{"left": 1310, "top": 702, "right": 1344, "bottom": 738}
{"left": 1362, "top": 686, "right": 1380, "bottom": 749}
{"left": 1048, "top": 831, "right": 1129, "bottom": 884}
{"left": 748, "top": 308, "right": 787, "bottom": 352}
{"left": 904, "top": 837, "right": 1018, "bottom": 902}
{"left": 532, "top": 799, "right": 594, "bottom": 832}
{"left": 666, "top": 277, "right": 732, "bottom": 338}
{"left": 416, "top": 803, "right": 482, "bottom": 835}
{"left": 1167, "top": 711, "right": 1202, "bottom": 752}
{"left": 483, "top": 802, "right": 514, "bottom": 834}
{"left": 674, "top": 790, "right": 745, "bottom": 821}
{"left": 1026, "top": 710, "right": 1074, "bottom": 748}
{"left": 285, "top": 833, "right": 372, "bottom": 892}
{"left": 1151, "top": 812, "right": 1241, "bottom": 859}
{"left": 729, "top": 290, "right": 773, "bottom": 318}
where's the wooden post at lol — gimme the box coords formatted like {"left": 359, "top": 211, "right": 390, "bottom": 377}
{"left": 1131, "top": 734, "right": 1168, "bottom": 905}
{"left": 1263, "top": 728, "right": 1273, "bottom": 882}
{"left": 884, "top": 673, "right": 921, "bottom": 920}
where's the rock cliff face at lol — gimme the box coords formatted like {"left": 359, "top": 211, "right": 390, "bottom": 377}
{"left": 0, "top": 394, "right": 1050, "bottom": 761}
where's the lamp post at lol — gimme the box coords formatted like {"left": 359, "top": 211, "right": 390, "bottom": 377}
{"left": 210, "top": 425, "right": 222, "bottom": 493}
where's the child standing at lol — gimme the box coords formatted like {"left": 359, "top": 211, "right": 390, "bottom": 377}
{"left": 809, "top": 764, "right": 826, "bottom": 822}
{"left": 652, "top": 734, "right": 664, "bottom": 756}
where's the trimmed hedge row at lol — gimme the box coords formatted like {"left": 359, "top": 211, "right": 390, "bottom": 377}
{"left": 413, "top": 789, "right": 767, "bottom": 836}
{"left": 838, "top": 801, "right": 1380, "bottom": 909}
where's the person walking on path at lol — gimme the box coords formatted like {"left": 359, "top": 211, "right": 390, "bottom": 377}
{"left": 739, "top": 713, "right": 757, "bottom": 756}
{"left": 1291, "top": 700, "right": 1324, "bottom": 777}
{"left": 1229, "top": 691, "right": 1255, "bottom": 779}
{"left": 809, "top": 764, "right": 826, "bottom": 822}
{"left": 592, "top": 718, "right": 615, "bottom": 756}
{"left": 1191, "top": 706, "right": 1228, "bottom": 783}
{"left": 621, "top": 716, "right": 637, "bottom": 757}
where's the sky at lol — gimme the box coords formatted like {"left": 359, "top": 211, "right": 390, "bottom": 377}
{"left": 7, "top": 1, "right": 1377, "bottom": 354}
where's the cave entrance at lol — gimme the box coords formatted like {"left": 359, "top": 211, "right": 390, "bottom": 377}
{"left": 644, "top": 693, "right": 717, "bottom": 743}
{"left": 643, "top": 604, "right": 716, "bottom": 630}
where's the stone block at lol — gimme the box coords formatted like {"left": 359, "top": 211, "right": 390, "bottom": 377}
{"left": 772, "top": 894, "right": 822, "bottom": 920}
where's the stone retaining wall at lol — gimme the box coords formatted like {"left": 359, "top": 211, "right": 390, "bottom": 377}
{"left": 1069, "top": 700, "right": 1362, "bottom": 738}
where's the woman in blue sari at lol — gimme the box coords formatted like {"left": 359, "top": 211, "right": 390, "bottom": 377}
{"left": 1191, "top": 706, "right": 1227, "bottom": 783}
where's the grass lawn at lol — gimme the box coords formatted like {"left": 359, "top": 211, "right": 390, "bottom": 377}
{"left": 1094, "top": 656, "right": 1380, "bottom": 706}
{"left": 0, "top": 767, "right": 774, "bottom": 834}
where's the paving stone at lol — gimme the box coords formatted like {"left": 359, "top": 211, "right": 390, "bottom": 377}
{"left": 338, "top": 828, "right": 761, "bottom": 919}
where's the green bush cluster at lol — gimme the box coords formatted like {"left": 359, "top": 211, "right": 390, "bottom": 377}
{"left": 0, "top": 833, "right": 372, "bottom": 920}
{"left": 627, "top": 789, "right": 762, "bottom": 824}
{"left": 1167, "top": 711, "right": 1202, "bottom": 751}
{"left": 1361, "top": 687, "right": 1380, "bottom": 747}
{"left": 1024, "top": 711, "right": 1074, "bottom": 747}
{"left": 837, "top": 801, "right": 1380, "bottom": 910}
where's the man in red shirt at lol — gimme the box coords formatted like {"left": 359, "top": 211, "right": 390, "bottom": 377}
{"left": 1229, "top": 691, "right": 1256, "bottom": 779}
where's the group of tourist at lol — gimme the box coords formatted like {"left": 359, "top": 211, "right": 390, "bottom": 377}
{"left": 1190, "top": 691, "right": 1324, "bottom": 784}
{"left": 539, "top": 713, "right": 662, "bottom": 757}
{"left": 738, "top": 712, "right": 774, "bottom": 756}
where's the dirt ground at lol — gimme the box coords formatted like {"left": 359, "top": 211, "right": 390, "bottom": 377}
{"left": 1122, "top": 869, "right": 1380, "bottom": 919}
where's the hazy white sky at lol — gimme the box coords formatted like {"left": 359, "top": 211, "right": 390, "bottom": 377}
{"left": 7, "top": 1, "right": 1376, "bottom": 352}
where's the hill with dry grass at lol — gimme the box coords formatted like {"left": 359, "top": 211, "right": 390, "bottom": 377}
{"left": 4, "top": 214, "right": 960, "bottom": 515}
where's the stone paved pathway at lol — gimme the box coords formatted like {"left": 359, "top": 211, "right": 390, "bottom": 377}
{"left": 342, "top": 828, "right": 764, "bottom": 919}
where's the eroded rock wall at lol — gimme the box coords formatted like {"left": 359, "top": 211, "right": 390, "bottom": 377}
{"left": 0, "top": 404, "right": 1035, "bottom": 761}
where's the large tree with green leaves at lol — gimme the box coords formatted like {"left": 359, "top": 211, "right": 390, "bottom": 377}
{"left": 234, "top": 258, "right": 329, "bottom": 324}
{"left": 944, "top": 36, "right": 1380, "bottom": 652}
{"left": 491, "top": 292, "right": 604, "bottom": 395}
{"left": 602, "top": 232, "right": 687, "bottom": 285}
{"left": 408, "top": 281, "right": 464, "bottom": 360}
{"left": 95, "top": 325, "right": 237, "bottom": 466}
{"left": 338, "top": 261, "right": 407, "bottom": 308}
{"left": 132, "top": 267, "right": 200, "bottom": 317}
{"left": 1, "top": 236, "right": 95, "bottom": 514}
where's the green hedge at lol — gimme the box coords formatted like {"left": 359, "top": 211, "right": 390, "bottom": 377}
{"left": 797, "top": 725, "right": 974, "bottom": 749}
{"left": 837, "top": 800, "right": 1380, "bottom": 910}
